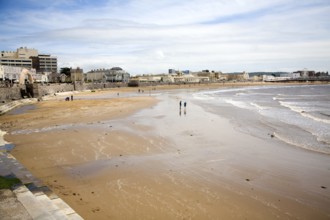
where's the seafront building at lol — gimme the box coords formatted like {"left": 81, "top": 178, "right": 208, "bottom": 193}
{"left": 1, "top": 47, "right": 328, "bottom": 85}
{"left": 85, "top": 67, "right": 130, "bottom": 83}
{"left": 262, "top": 69, "right": 329, "bottom": 82}
{"left": 70, "top": 67, "right": 84, "bottom": 82}
{"left": 0, "top": 47, "right": 37, "bottom": 68}
{"left": 0, "top": 65, "right": 49, "bottom": 84}
{"left": 0, "top": 47, "right": 57, "bottom": 83}
{"left": 31, "top": 54, "right": 57, "bottom": 73}
{"left": 132, "top": 70, "right": 246, "bottom": 83}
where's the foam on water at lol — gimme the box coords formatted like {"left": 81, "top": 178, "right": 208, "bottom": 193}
{"left": 193, "top": 84, "right": 330, "bottom": 154}
{"left": 250, "top": 102, "right": 269, "bottom": 111}
{"left": 224, "top": 99, "right": 253, "bottom": 110}
{"left": 280, "top": 101, "right": 330, "bottom": 124}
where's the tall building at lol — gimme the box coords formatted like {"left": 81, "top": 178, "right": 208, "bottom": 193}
{"left": 0, "top": 47, "right": 38, "bottom": 68}
{"left": 0, "top": 47, "right": 57, "bottom": 73}
{"left": 31, "top": 54, "right": 57, "bottom": 73}
{"left": 0, "top": 57, "right": 32, "bottom": 68}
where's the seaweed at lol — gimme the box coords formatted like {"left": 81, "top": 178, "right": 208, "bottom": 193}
{"left": 0, "top": 175, "right": 22, "bottom": 189}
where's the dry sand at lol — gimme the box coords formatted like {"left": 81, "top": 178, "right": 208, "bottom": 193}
{"left": 1, "top": 84, "right": 330, "bottom": 219}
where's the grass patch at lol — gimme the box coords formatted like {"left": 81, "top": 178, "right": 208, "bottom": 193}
{"left": 0, "top": 176, "right": 22, "bottom": 189}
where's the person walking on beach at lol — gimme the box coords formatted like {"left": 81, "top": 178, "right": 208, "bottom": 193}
{"left": 183, "top": 101, "right": 187, "bottom": 115}
{"left": 179, "top": 101, "right": 182, "bottom": 109}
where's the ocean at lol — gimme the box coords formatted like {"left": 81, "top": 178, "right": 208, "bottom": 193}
{"left": 193, "top": 84, "right": 330, "bottom": 154}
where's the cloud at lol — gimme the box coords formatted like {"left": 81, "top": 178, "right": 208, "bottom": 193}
{"left": 1, "top": 0, "right": 330, "bottom": 74}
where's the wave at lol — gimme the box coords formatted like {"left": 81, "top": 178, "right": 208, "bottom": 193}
{"left": 279, "top": 101, "right": 330, "bottom": 124}
{"left": 192, "top": 93, "right": 215, "bottom": 101}
{"left": 274, "top": 132, "right": 330, "bottom": 155}
{"left": 303, "top": 112, "right": 330, "bottom": 125}
{"left": 224, "top": 99, "right": 253, "bottom": 110}
{"left": 250, "top": 102, "right": 268, "bottom": 111}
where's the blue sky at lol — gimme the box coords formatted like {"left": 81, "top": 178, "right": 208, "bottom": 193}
{"left": 0, "top": 0, "right": 329, "bottom": 74}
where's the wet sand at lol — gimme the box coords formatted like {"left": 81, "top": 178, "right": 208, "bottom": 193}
{"left": 1, "top": 86, "right": 330, "bottom": 219}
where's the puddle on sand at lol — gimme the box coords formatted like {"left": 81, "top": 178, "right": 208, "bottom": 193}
{"left": 7, "top": 104, "right": 36, "bottom": 115}
{"left": 0, "top": 143, "right": 15, "bottom": 152}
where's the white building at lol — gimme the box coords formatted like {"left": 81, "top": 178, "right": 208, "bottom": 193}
{"left": 86, "top": 67, "right": 130, "bottom": 82}
{"left": 0, "top": 65, "right": 47, "bottom": 83}
{"left": 173, "top": 74, "right": 209, "bottom": 83}
{"left": 290, "top": 72, "right": 301, "bottom": 78}
{"left": 0, "top": 65, "right": 23, "bottom": 81}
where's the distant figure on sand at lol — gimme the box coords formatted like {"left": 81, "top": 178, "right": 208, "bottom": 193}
{"left": 71, "top": 95, "right": 73, "bottom": 101}
{"left": 184, "top": 102, "right": 187, "bottom": 115}
{"left": 179, "top": 101, "right": 182, "bottom": 108}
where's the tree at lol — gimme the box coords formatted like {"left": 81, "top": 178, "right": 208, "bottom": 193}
{"left": 60, "top": 67, "right": 71, "bottom": 77}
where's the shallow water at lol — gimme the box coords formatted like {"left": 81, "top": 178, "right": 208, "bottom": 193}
{"left": 0, "top": 143, "right": 14, "bottom": 151}
{"left": 193, "top": 84, "right": 330, "bottom": 154}
{"left": 7, "top": 104, "right": 36, "bottom": 115}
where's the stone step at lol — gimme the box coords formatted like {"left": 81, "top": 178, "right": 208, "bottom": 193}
{"left": 0, "top": 189, "right": 32, "bottom": 220}
{"left": 1, "top": 151, "right": 83, "bottom": 219}
{"left": 34, "top": 192, "right": 73, "bottom": 220}
{"left": 0, "top": 153, "right": 12, "bottom": 176}
{"left": 13, "top": 185, "right": 57, "bottom": 220}
{"left": 51, "top": 197, "right": 80, "bottom": 217}
{"left": 13, "top": 185, "right": 84, "bottom": 220}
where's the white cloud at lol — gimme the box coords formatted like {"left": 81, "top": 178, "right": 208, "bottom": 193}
{"left": 1, "top": 0, "right": 329, "bottom": 74}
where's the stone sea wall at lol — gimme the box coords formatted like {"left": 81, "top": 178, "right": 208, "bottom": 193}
{"left": 0, "top": 82, "right": 128, "bottom": 102}
{"left": 0, "top": 87, "right": 21, "bottom": 102}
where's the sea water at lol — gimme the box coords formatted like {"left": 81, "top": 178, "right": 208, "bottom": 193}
{"left": 193, "top": 84, "right": 330, "bottom": 154}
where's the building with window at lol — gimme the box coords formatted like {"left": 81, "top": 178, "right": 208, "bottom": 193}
{"left": 1, "top": 47, "right": 57, "bottom": 74}
{"left": 85, "top": 67, "right": 130, "bottom": 83}
{"left": 0, "top": 65, "right": 38, "bottom": 83}
{"left": 70, "top": 67, "right": 84, "bottom": 82}
{"left": 0, "top": 58, "right": 32, "bottom": 68}
{"left": 31, "top": 54, "right": 57, "bottom": 73}
{"left": 0, "top": 47, "right": 38, "bottom": 68}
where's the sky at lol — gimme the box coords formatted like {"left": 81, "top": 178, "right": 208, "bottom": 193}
{"left": 0, "top": 0, "right": 329, "bottom": 75}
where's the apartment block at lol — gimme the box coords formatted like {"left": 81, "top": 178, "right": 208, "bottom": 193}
{"left": 1, "top": 47, "right": 57, "bottom": 73}
{"left": 31, "top": 54, "right": 57, "bottom": 73}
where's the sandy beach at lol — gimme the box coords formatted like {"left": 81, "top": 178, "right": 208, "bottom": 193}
{"left": 1, "top": 83, "right": 330, "bottom": 219}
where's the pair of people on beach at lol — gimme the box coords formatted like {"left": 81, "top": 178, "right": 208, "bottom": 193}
{"left": 179, "top": 100, "right": 187, "bottom": 116}
{"left": 179, "top": 100, "right": 187, "bottom": 108}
